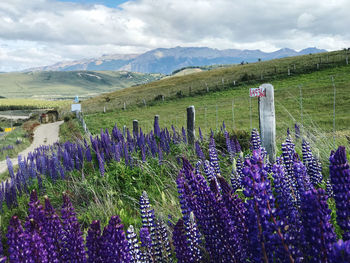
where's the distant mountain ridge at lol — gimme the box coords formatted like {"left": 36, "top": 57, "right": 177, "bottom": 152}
{"left": 26, "top": 47, "right": 327, "bottom": 75}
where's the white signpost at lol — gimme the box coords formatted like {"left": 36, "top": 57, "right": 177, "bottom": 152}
{"left": 250, "top": 84, "right": 276, "bottom": 163}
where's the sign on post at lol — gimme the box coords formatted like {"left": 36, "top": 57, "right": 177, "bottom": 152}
{"left": 250, "top": 87, "right": 266, "bottom": 97}
{"left": 71, "top": 104, "right": 81, "bottom": 112}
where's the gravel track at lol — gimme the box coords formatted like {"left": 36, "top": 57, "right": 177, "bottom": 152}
{"left": 0, "top": 121, "right": 63, "bottom": 174}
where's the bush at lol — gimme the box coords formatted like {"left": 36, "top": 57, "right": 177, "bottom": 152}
{"left": 176, "top": 90, "right": 184, "bottom": 98}
{"left": 154, "top": 94, "right": 165, "bottom": 101}
{"left": 64, "top": 116, "right": 71, "bottom": 122}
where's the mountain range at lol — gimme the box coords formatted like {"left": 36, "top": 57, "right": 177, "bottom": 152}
{"left": 26, "top": 47, "right": 327, "bottom": 75}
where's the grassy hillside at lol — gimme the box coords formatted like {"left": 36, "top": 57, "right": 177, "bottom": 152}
{"left": 0, "top": 71, "right": 162, "bottom": 99}
{"left": 82, "top": 50, "right": 349, "bottom": 113}
{"left": 84, "top": 65, "right": 350, "bottom": 136}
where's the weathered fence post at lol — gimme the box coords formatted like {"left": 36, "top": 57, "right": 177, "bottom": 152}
{"left": 258, "top": 84, "right": 276, "bottom": 163}
{"left": 123, "top": 102, "right": 126, "bottom": 110}
{"left": 288, "top": 67, "right": 290, "bottom": 76}
{"left": 346, "top": 56, "right": 349, "bottom": 65}
{"left": 317, "top": 63, "right": 320, "bottom": 70}
{"left": 154, "top": 115, "right": 159, "bottom": 136}
{"left": 143, "top": 99, "right": 147, "bottom": 107}
{"left": 123, "top": 125, "right": 126, "bottom": 137}
{"left": 133, "top": 120, "right": 139, "bottom": 136}
{"left": 187, "top": 106, "right": 195, "bottom": 145}
{"left": 103, "top": 106, "right": 106, "bottom": 113}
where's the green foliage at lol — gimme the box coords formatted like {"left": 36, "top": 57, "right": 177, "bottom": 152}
{"left": 59, "top": 119, "right": 84, "bottom": 143}
{"left": 0, "top": 126, "right": 31, "bottom": 161}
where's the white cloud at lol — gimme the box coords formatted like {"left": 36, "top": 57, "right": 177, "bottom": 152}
{"left": 0, "top": 0, "right": 350, "bottom": 71}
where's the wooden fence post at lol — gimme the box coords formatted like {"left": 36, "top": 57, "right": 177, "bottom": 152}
{"left": 133, "top": 120, "right": 138, "bottom": 136}
{"left": 187, "top": 106, "right": 195, "bottom": 145}
{"left": 259, "top": 84, "right": 276, "bottom": 163}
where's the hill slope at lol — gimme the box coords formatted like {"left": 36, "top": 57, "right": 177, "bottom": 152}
{"left": 82, "top": 49, "right": 349, "bottom": 113}
{"left": 0, "top": 71, "right": 162, "bottom": 99}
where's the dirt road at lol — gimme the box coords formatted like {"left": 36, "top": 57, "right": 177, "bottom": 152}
{"left": 0, "top": 121, "right": 63, "bottom": 174}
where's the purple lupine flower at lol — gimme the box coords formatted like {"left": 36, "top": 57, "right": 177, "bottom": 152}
{"left": 86, "top": 220, "right": 103, "bottom": 263}
{"left": 198, "top": 127, "right": 203, "bottom": 141}
{"left": 250, "top": 128, "right": 261, "bottom": 150}
{"left": 140, "top": 191, "right": 153, "bottom": 229}
{"left": 178, "top": 159, "right": 242, "bottom": 262}
{"left": 61, "top": 193, "right": 87, "bottom": 262}
{"left": 326, "top": 179, "right": 334, "bottom": 198}
{"left": 330, "top": 239, "right": 350, "bottom": 263}
{"left": 154, "top": 117, "right": 160, "bottom": 138}
{"left": 139, "top": 192, "right": 163, "bottom": 261}
{"left": 6, "top": 216, "right": 27, "bottom": 262}
{"left": 294, "top": 123, "right": 300, "bottom": 139}
{"left": 85, "top": 145, "right": 92, "bottom": 162}
{"left": 230, "top": 166, "right": 241, "bottom": 192}
{"left": 43, "top": 196, "right": 63, "bottom": 263}
{"left": 158, "top": 220, "right": 172, "bottom": 262}
{"left": 234, "top": 138, "right": 242, "bottom": 153}
{"left": 139, "top": 227, "right": 153, "bottom": 262}
{"left": 330, "top": 146, "right": 350, "bottom": 240}
{"left": 173, "top": 219, "right": 191, "bottom": 263}
{"left": 224, "top": 131, "right": 234, "bottom": 160}
{"left": 217, "top": 176, "right": 249, "bottom": 259}
{"left": 300, "top": 188, "right": 337, "bottom": 261}
{"left": 127, "top": 225, "right": 141, "bottom": 263}
{"left": 25, "top": 190, "right": 45, "bottom": 229}
{"left": 242, "top": 150, "right": 295, "bottom": 262}
{"left": 195, "top": 141, "right": 205, "bottom": 161}
{"left": 208, "top": 137, "right": 221, "bottom": 176}
{"left": 181, "top": 127, "right": 187, "bottom": 144}
{"left": 24, "top": 219, "right": 49, "bottom": 263}
{"left": 101, "top": 215, "right": 131, "bottom": 263}
{"left": 271, "top": 163, "right": 304, "bottom": 261}
{"left": 6, "top": 157, "right": 15, "bottom": 179}
{"left": 96, "top": 151, "right": 105, "bottom": 176}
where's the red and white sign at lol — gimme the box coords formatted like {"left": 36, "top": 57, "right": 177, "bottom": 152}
{"left": 249, "top": 86, "right": 266, "bottom": 97}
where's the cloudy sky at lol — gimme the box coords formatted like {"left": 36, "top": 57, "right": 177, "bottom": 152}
{"left": 0, "top": 0, "right": 349, "bottom": 72}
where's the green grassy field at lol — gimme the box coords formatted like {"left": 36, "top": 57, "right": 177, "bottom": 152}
{"left": 0, "top": 71, "right": 162, "bottom": 99}
{"left": 0, "top": 98, "right": 70, "bottom": 110}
